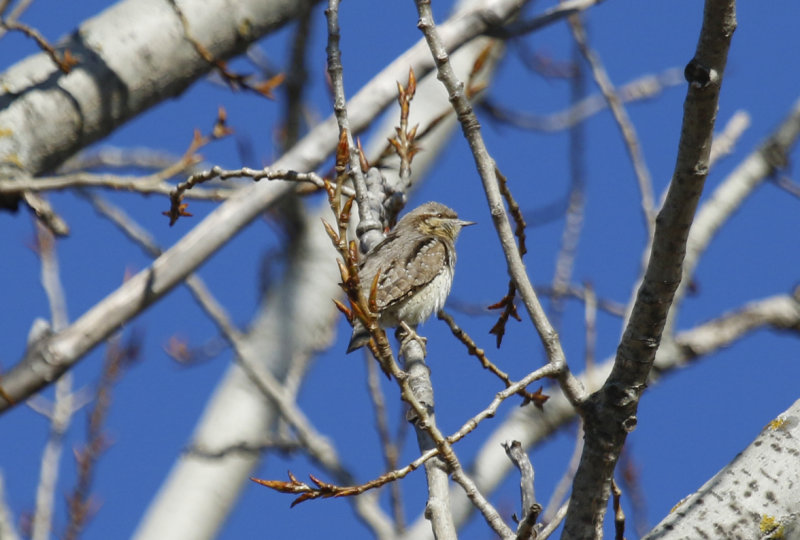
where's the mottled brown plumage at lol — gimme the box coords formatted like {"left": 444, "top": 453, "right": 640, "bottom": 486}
{"left": 347, "top": 201, "right": 474, "bottom": 353}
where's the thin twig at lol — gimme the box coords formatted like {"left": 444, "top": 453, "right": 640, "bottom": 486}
{"left": 708, "top": 110, "right": 750, "bottom": 168}
{"left": 618, "top": 449, "right": 649, "bottom": 537}
{"left": 281, "top": 0, "right": 315, "bottom": 149}
{"left": 583, "top": 283, "right": 598, "bottom": 374}
{"left": 502, "top": 440, "right": 540, "bottom": 539}
{"left": 492, "top": 0, "right": 606, "bottom": 38}
{"left": 449, "top": 284, "right": 626, "bottom": 318}
{"left": 439, "top": 310, "right": 549, "bottom": 407}
{"left": 58, "top": 146, "right": 189, "bottom": 174}
{"left": 488, "top": 168, "right": 527, "bottom": 348}
{"left": 665, "top": 97, "right": 800, "bottom": 336}
{"left": 168, "top": 0, "right": 283, "bottom": 99}
{"left": 164, "top": 166, "right": 346, "bottom": 226}
{"left": 0, "top": 473, "right": 20, "bottom": 540}
{"left": 0, "top": 18, "right": 77, "bottom": 73}
{"left": 542, "top": 421, "right": 584, "bottom": 523}
{"left": 480, "top": 68, "right": 683, "bottom": 133}
{"left": 21, "top": 192, "right": 69, "bottom": 236}
{"left": 186, "top": 438, "right": 303, "bottom": 459}
{"left": 30, "top": 222, "right": 73, "bottom": 540}
{"left": 365, "top": 355, "right": 406, "bottom": 532}
{"left": 63, "top": 333, "right": 140, "bottom": 540}
{"left": 611, "top": 479, "right": 626, "bottom": 540}
{"left": 568, "top": 14, "right": 656, "bottom": 236}
{"left": 0, "top": 172, "right": 237, "bottom": 200}
{"left": 256, "top": 362, "right": 561, "bottom": 506}
{"left": 550, "top": 44, "right": 587, "bottom": 329}
{"left": 538, "top": 501, "right": 569, "bottom": 539}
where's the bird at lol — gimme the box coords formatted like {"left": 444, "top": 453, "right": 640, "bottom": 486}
{"left": 346, "top": 201, "right": 474, "bottom": 353}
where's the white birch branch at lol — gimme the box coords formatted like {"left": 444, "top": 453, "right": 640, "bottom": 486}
{"left": 644, "top": 398, "right": 800, "bottom": 539}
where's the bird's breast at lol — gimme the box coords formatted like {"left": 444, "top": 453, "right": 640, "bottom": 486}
{"left": 380, "top": 265, "right": 454, "bottom": 328}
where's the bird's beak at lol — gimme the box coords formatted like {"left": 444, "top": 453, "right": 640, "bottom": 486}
{"left": 459, "top": 220, "right": 476, "bottom": 228}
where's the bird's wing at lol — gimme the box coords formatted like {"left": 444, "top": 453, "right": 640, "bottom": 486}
{"left": 365, "top": 237, "right": 448, "bottom": 310}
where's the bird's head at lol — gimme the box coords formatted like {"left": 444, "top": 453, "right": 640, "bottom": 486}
{"left": 402, "top": 201, "right": 475, "bottom": 242}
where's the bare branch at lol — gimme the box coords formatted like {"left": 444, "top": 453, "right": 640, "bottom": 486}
{"left": 644, "top": 399, "right": 800, "bottom": 539}
{"left": 568, "top": 15, "right": 656, "bottom": 236}
{"left": 414, "top": 0, "right": 586, "bottom": 407}
{"left": 365, "top": 355, "right": 406, "bottom": 532}
{"left": 480, "top": 68, "right": 683, "bottom": 133}
{"left": 63, "top": 333, "right": 141, "bottom": 540}
{"left": 0, "top": 172, "right": 238, "bottom": 200}
{"left": 551, "top": 48, "right": 587, "bottom": 328}
{"left": 280, "top": 0, "right": 316, "bottom": 149}
{"left": 439, "top": 310, "right": 549, "bottom": 407}
{"left": 492, "top": 0, "right": 606, "bottom": 38}
{"left": 564, "top": 1, "right": 737, "bottom": 534}
{"left": 502, "top": 440, "right": 540, "bottom": 539}
{"left": 325, "top": 0, "right": 382, "bottom": 251}
{"left": 31, "top": 223, "right": 74, "bottom": 540}
{"left": 409, "top": 292, "right": 799, "bottom": 534}
{"left": 665, "top": 97, "right": 800, "bottom": 335}
{"left": 0, "top": 473, "right": 20, "bottom": 540}
{"left": 708, "top": 110, "right": 750, "bottom": 167}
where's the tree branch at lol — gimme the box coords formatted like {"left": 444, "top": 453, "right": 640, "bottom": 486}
{"left": 644, "top": 398, "right": 800, "bottom": 539}
{"left": 0, "top": 0, "right": 305, "bottom": 183}
{"left": 563, "top": 1, "right": 737, "bottom": 535}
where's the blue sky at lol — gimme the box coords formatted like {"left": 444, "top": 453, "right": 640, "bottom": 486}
{"left": 1, "top": 0, "right": 799, "bottom": 539}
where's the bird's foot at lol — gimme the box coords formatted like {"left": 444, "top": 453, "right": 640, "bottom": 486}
{"left": 397, "top": 322, "right": 427, "bottom": 356}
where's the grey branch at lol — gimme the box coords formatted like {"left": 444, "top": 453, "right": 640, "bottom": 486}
{"left": 568, "top": 16, "right": 656, "bottom": 236}
{"left": 563, "top": 0, "right": 737, "bottom": 536}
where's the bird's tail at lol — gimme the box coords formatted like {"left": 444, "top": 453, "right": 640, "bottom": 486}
{"left": 346, "top": 320, "right": 371, "bottom": 353}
